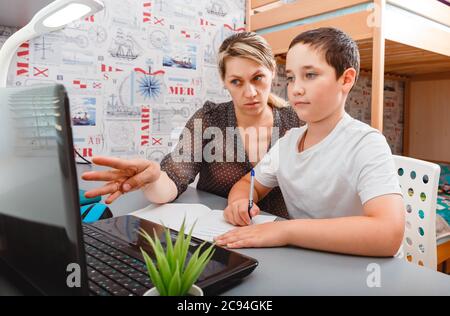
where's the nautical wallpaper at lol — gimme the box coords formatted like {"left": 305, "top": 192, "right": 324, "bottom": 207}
{"left": 3, "top": 0, "right": 246, "bottom": 163}
{"left": 2, "top": 0, "right": 404, "bottom": 160}
{"left": 347, "top": 75, "right": 405, "bottom": 155}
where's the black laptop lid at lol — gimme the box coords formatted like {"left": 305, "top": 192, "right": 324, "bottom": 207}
{"left": 0, "top": 84, "right": 258, "bottom": 296}
{"left": 0, "top": 85, "right": 88, "bottom": 295}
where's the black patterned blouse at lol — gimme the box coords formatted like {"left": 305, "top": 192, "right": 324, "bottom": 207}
{"left": 160, "top": 101, "right": 301, "bottom": 218}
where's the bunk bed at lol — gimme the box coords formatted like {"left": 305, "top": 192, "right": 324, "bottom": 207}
{"left": 246, "top": 0, "right": 450, "bottom": 271}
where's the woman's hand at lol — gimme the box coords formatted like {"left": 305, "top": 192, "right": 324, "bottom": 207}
{"left": 223, "top": 198, "right": 261, "bottom": 226}
{"left": 81, "top": 156, "right": 161, "bottom": 204}
{"left": 215, "top": 221, "right": 288, "bottom": 248}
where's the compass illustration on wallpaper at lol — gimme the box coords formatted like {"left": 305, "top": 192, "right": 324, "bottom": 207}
{"left": 137, "top": 75, "right": 163, "bottom": 101}
{"left": 149, "top": 29, "right": 169, "bottom": 50}
{"left": 88, "top": 25, "right": 108, "bottom": 44}
{"left": 147, "top": 149, "right": 166, "bottom": 163}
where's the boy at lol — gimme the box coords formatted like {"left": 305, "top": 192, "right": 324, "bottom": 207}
{"left": 215, "top": 28, "right": 405, "bottom": 257}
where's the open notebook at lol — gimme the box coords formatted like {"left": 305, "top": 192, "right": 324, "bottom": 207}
{"left": 131, "top": 203, "right": 277, "bottom": 242}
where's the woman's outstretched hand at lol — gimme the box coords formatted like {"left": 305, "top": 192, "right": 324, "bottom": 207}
{"left": 81, "top": 156, "right": 161, "bottom": 204}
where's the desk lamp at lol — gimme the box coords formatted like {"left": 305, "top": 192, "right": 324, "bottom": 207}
{"left": 0, "top": 0, "right": 104, "bottom": 87}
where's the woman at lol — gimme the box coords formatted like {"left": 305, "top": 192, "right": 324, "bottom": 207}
{"left": 82, "top": 32, "right": 300, "bottom": 218}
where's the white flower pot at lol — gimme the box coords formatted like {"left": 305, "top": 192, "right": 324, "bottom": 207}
{"left": 143, "top": 284, "right": 204, "bottom": 296}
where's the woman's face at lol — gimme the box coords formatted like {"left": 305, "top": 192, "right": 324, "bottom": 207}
{"left": 223, "top": 57, "right": 274, "bottom": 116}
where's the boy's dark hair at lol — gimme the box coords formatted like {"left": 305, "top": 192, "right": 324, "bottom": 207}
{"left": 289, "top": 27, "right": 360, "bottom": 82}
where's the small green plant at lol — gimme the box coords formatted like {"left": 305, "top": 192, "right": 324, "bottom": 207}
{"left": 139, "top": 220, "right": 215, "bottom": 296}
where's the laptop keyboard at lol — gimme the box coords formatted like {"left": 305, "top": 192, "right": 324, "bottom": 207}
{"left": 82, "top": 225, "right": 153, "bottom": 296}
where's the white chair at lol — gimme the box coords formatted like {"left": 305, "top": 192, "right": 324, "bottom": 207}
{"left": 393, "top": 155, "right": 440, "bottom": 270}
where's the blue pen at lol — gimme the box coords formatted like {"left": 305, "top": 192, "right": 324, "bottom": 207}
{"left": 248, "top": 169, "right": 255, "bottom": 223}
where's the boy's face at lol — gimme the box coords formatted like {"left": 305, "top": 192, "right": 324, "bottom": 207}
{"left": 286, "top": 43, "right": 354, "bottom": 123}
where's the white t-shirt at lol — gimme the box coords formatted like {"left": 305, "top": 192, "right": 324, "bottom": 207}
{"left": 255, "top": 113, "right": 402, "bottom": 219}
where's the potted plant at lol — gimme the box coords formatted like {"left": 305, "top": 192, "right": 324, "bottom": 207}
{"left": 139, "top": 220, "right": 215, "bottom": 296}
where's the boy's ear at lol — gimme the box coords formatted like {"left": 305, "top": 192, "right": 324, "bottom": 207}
{"left": 341, "top": 68, "right": 357, "bottom": 93}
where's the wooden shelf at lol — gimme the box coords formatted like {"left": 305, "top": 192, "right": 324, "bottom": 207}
{"left": 275, "top": 39, "right": 450, "bottom": 77}
{"left": 359, "top": 40, "right": 450, "bottom": 76}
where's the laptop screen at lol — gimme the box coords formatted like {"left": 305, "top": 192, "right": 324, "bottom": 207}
{"left": 0, "top": 85, "right": 88, "bottom": 295}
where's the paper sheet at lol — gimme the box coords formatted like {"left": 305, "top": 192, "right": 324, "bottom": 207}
{"left": 132, "top": 203, "right": 277, "bottom": 242}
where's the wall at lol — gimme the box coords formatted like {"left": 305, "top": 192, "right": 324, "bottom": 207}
{"left": 5, "top": 0, "right": 246, "bottom": 162}
{"left": 3, "top": 0, "right": 405, "bottom": 158}
{"left": 407, "top": 77, "right": 450, "bottom": 163}
{"left": 0, "top": 25, "right": 18, "bottom": 48}
{"left": 347, "top": 75, "right": 405, "bottom": 155}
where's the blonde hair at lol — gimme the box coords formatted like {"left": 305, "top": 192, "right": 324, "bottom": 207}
{"left": 218, "top": 32, "right": 287, "bottom": 108}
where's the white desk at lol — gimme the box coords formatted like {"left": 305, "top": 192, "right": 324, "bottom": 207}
{"left": 76, "top": 165, "right": 450, "bottom": 295}
{"left": 2, "top": 164, "right": 449, "bottom": 295}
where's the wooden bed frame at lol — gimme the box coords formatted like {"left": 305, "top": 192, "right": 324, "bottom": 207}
{"left": 247, "top": 0, "right": 450, "bottom": 272}
{"left": 247, "top": 0, "right": 450, "bottom": 132}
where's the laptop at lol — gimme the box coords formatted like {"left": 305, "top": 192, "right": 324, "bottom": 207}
{"left": 0, "top": 84, "right": 258, "bottom": 296}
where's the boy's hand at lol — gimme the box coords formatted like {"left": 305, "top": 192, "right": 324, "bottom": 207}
{"left": 215, "top": 221, "right": 288, "bottom": 248}
{"left": 224, "top": 198, "right": 260, "bottom": 226}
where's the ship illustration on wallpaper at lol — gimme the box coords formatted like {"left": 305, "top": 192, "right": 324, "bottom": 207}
{"left": 207, "top": 2, "right": 228, "bottom": 17}
{"left": 72, "top": 111, "right": 93, "bottom": 126}
{"left": 173, "top": 56, "right": 193, "bottom": 68}
{"left": 163, "top": 55, "right": 195, "bottom": 69}
{"left": 105, "top": 93, "right": 140, "bottom": 117}
{"left": 163, "top": 45, "right": 197, "bottom": 70}
{"left": 108, "top": 29, "right": 141, "bottom": 61}
{"left": 72, "top": 97, "right": 96, "bottom": 126}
